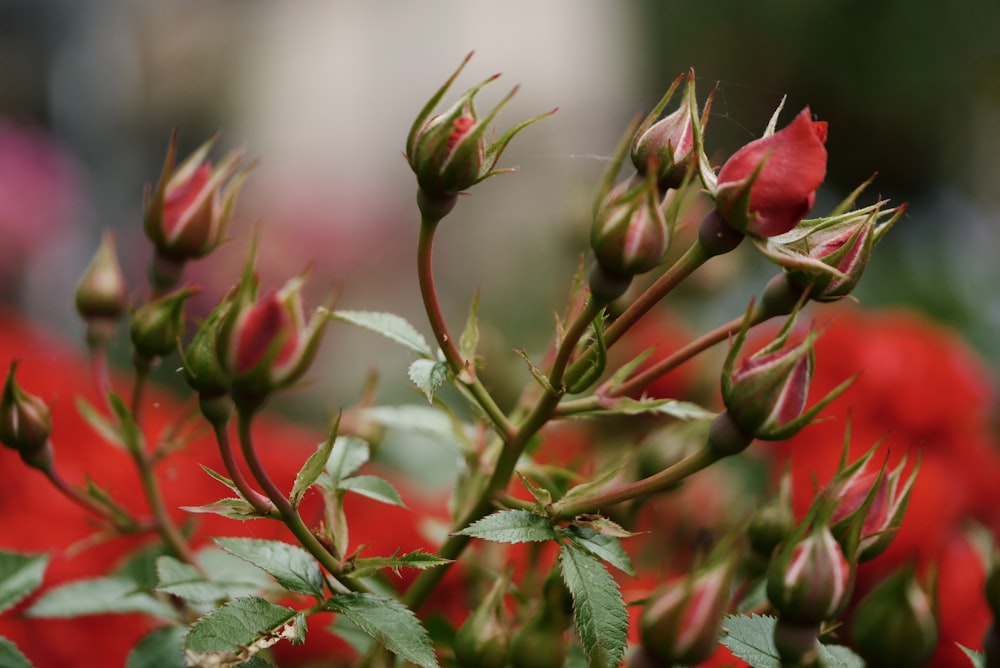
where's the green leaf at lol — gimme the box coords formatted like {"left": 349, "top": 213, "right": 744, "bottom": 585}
{"left": 108, "top": 392, "right": 145, "bottom": 454}
{"left": 338, "top": 475, "right": 406, "bottom": 507}
{"left": 572, "top": 515, "right": 639, "bottom": 539}
{"left": 959, "top": 644, "right": 986, "bottom": 668}
{"left": 182, "top": 498, "right": 264, "bottom": 520}
{"left": 323, "top": 436, "right": 370, "bottom": 487}
{"left": 0, "top": 638, "right": 33, "bottom": 668}
{"left": 216, "top": 538, "right": 325, "bottom": 599}
{"left": 200, "top": 465, "right": 242, "bottom": 496}
{"left": 558, "top": 455, "right": 633, "bottom": 509}
{"left": 559, "top": 544, "right": 628, "bottom": 668}
{"left": 592, "top": 397, "right": 715, "bottom": 420}
{"left": 0, "top": 550, "right": 48, "bottom": 614}
{"left": 348, "top": 551, "right": 452, "bottom": 580}
{"left": 331, "top": 310, "right": 431, "bottom": 356}
{"left": 514, "top": 348, "right": 555, "bottom": 394}
{"left": 26, "top": 576, "right": 178, "bottom": 619}
{"left": 329, "top": 616, "right": 373, "bottom": 656}
{"left": 563, "top": 526, "right": 635, "bottom": 576}
{"left": 75, "top": 396, "right": 126, "bottom": 450}
{"left": 408, "top": 359, "right": 449, "bottom": 403}
{"left": 184, "top": 597, "right": 303, "bottom": 666}
{"left": 291, "top": 417, "right": 340, "bottom": 507}
{"left": 362, "top": 405, "right": 467, "bottom": 446}
{"left": 155, "top": 556, "right": 232, "bottom": 604}
{"left": 126, "top": 626, "right": 187, "bottom": 668}
{"left": 455, "top": 510, "right": 558, "bottom": 544}
{"left": 326, "top": 592, "right": 437, "bottom": 668}
{"left": 459, "top": 289, "right": 481, "bottom": 361}
{"left": 197, "top": 548, "right": 275, "bottom": 598}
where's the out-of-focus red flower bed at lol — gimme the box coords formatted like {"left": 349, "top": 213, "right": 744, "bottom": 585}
{"left": 769, "top": 305, "right": 1000, "bottom": 667}
{"left": 0, "top": 308, "right": 456, "bottom": 667}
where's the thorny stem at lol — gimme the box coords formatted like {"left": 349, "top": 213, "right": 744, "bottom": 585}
{"left": 563, "top": 240, "right": 712, "bottom": 390}
{"left": 417, "top": 217, "right": 516, "bottom": 441}
{"left": 551, "top": 446, "right": 720, "bottom": 519}
{"left": 402, "top": 292, "right": 602, "bottom": 612}
{"left": 210, "top": 420, "right": 276, "bottom": 516}
{"left": 44, "top": 466, "right": 145, "bottom": 532}
{"left": 236, "top": 409, "right": 364, "bottom": 593}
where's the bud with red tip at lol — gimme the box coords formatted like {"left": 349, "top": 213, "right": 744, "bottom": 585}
{"left": 720, "top": 303, "right": 852, "bottom": 441}
{"left": 144, "top": 132, "right": 251, "bottom": 288}
{"left": 851, "top": 565, "right": 937, "bottom": 668}
{"left": 767, "top": 516, "right": 853, "bottom": 626}
{"left": 590, "top": 169, "right": 670, "bottom": 282}
{"left": 129, "top": 286, "right": 199, "bottom": 362}
{"left": 0, "top": 361, "right": 54, "bottom": 471}
{"left": 639, "top": 541, "right": 739, "bottom": 665}
{"left": 715, "top": 107, "right": 828, "bottom": 238}
{"left": 755, "top": 180, "right": 906, "bottom": 301}
{"left": 75, "top": 230, "right": 129, "bottom": 349}
{"left": 631, "top": 70, "right": 706, "bottom": 191}
{"left": 406, "top": 52, "right": 555, "bottom": 207}
{"left": 824, "top": 437, "right": 918, "bottom": 562}
{"left": 217, "top": 252, "right": 330, "bottom": 408}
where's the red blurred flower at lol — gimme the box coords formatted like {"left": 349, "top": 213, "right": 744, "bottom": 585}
{"left": 716, "top": 108, "right": 827, "bottom": 237}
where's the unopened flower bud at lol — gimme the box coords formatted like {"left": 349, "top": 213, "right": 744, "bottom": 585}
{"left": 590, "top": 172, "right": 669, "bottom": 279}
{"left": 129, "top": 286, "right": 199, "bottom": 362}
{"left": 715, "top": 108, "right": 828, "bottom": 237}
{"left": 406, "top": 53, "right": 554, "bottom": 203}
{"left": 721, "top": 304, "right": 851, "bottom": 441}
{"left": 143, "top": 131, "right": 251, "bottom": 288}
{"left": 75, "top": 230, "right": 128, "bottom": 348}
{"left": 767, "top": 522, "right": 853, "bottom": 625}
{"left": 1, "top": 361, "right": 54, "bottom": 470}
{"left": 632, "top": 71, "right": 700, "bottom": 191}
{"left": 748, "top": 467, "right": 795, "bottom": 561}
{"left": 640, "top": 550, "right": 737, "bottom": 666}
{"left": 218, "top": 267, "right": 330, "bottom": 408}
{"left": 851, "top": 566, "right": 937, "bottom": 668}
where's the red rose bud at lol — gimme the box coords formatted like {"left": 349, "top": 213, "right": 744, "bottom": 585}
{"left": 640, "top": 548, "right": 738, "bottom": 666}
{"left": 75, "top": 230, "right": 129, "bottom": 349}
{"left": 143, "top": 131, "right": 251, "bottom": 267}
{"left": 851, "top": 566, "right": 937, "bottom": 668}
{"left": 590, "top": 170, "right": 670, "bottom": 281}
{"left": 631, "top": 70, "right": 704, "bottom": 191}
{"left": 1, "top": 361, "right": 54, "bottom": 470}
{"left": 826, "top": 444, "right": 918, "bottom": 562}
{"left": 721, "top": 304, "right": 852, "bottom": 440}
{"left": 758, "top": 195, "right": 906, "bottom": 302}
{"left": 129, "top": 286, "right": 199, "bottom": 362}
{"left": 715, "top": 107, "right": 828, "bottom": 237}
{"left": 767, "top": 521, "right": 853, "bottom": 625}
{"left": 406, "top": 52, "right": 555, "bottom": 203}
{"left": 220, "top": 271, "right": 330, "bottom": 405}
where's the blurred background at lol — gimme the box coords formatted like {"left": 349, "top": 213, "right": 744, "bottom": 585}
{"left": 3, "top": 0, "right": 1000, "bottom": 412}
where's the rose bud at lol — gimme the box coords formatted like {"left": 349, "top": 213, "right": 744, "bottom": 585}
{"left": 639, "top": 546, "right": 738, "bottom": 666}
{"left": 406, "top": 52, "right": 555, "bottom": 208}
{"left": 756, "top": 188, "right": 906, "bottom": 302}
{"left": 720, "top": 303, "right": 852, "bottom": 441}
{"left": 748, "top": 465, "right": 795, "bottom": 564}
{"left": 590, "top": 169, "right": 670, "bottom": 283}
{"left": 767, "top": 520, "right": 853, "bottom": 626}
{"left": 851, "top": 566, "right": 937, "bottom": 668}
{"left": 825, "top": 443, "right": 918, "bottom": 562}
{"left": 143, "top": 131, "right": 251, "bottom": 288}
{"left": 0, "top": 361, "right": 54, "bottom": 471}
{"left": 218, "top": 267, "right": 330, "bottom": 408}
{"left": 631, "top": 70, "right": 704, "bottom": 191}
{"left": 129, "top": 286, "right": 199, "bottom": 363}
{"left": 75, "top": 230, "right": 129, "bottom": 349}
{"left": 715, "top": 107, "right": 828, "bottom": 237}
